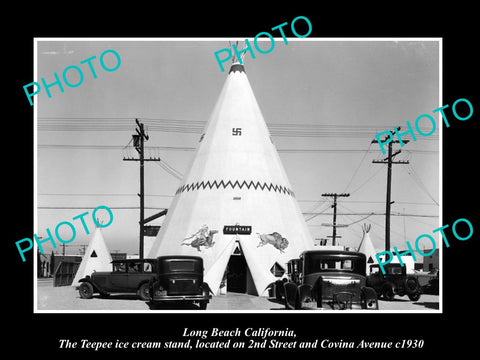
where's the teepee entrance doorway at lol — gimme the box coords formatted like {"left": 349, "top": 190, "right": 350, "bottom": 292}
{"left": 226, "top": 240, "right": 247, "bottom": 293}
{"left": 227, "top": 253, "right": 247, "bottom": 293}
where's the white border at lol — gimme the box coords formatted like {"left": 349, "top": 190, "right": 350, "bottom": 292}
{"left": 33, "top": 37, "right": 442, "bottom": 314}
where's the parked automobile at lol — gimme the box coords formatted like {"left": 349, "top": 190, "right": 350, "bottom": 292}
{"left": 282, "top": 250, "right": 378, "bottom": 310}
{"left": 148, "top": 255, "right": 212, "bottom": 310}
{"left": 78, "top": 258, "right": 157, "bottom": 300}
{"left": 366, "top": 263, "right": 421, "bottom": 301}
{"left": 421, "top": 271, "right": 439, "bottom": 295}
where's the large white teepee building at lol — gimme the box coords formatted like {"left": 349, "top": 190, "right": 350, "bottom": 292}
{"left": 71, "top": 227, "right": 112, "bottom": 287}
{"left": 148, "top": 60, "right": 315, "bottom": 296}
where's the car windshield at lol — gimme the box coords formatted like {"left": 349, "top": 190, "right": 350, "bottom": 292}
{"left": 386, "top": 266, "right": 403, "bottom": 275}
{"left": 305, "top": 255, "right": 364, "bottom": 275}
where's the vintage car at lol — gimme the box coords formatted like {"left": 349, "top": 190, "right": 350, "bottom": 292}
{"left": 148, "top": 255, "right": 212, "bottom": 310}
{"left": 78, "top": 258, "right": 157, "bottom": 300}
{"left": 421, "top": 270, "right": 439, "bottom": 295}
{"left": 366, "top": 263, "right": 421, "bottom": 301}
{"left": 282, "top": 250, "right": 379, "bottom": 310}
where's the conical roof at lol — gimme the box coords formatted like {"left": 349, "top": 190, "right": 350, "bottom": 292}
{"left": 148, "top": 63, "right": 315, "bottom": 296}
{"left": 357, "top": 224, "right": 377, "bottom": 271}
{"left": 71, "top": 227, "right": 112, "bottom": 287}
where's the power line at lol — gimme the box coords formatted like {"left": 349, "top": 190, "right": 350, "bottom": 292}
{"left": 342, "top": 213, "right": 376, "bottom": 227}
{"left": 37, "top": 143, "right": 438, "bottom": 154}
{"left": 331, "top": 199, "right": 438, "bottom": 206}
{"left": 36, "top": 206, "right": 438, "bottom": 219}
{"left": 36, "top": 193, "right": 437, "bottom": 204}
{"left": 342, "top": 142, "right": 373, "bottom": 193}
{"left": 155, "top": 160, "right": 184, "bottom": 180}
{"left": 303, "top": 212, "right": 438, "bottom": 218}
{"left": 336, "top": 203, "right": 417, "bottom": 250}
{"left": 403, "top": 164, "right": 439, "bottom": 205}
{"left": 348, "top": 165, "right": 384, "bottom": 195}
{"left": 37, "top": 206, "right": 168, "bottom": 210}
{"left": 304, "top": 200, "right": 332, "bottom": 221}
{"left": 37, "top": 117, "right": 439, "bottom": 140}
{"left": 38, "top": 193, "right": 175, "bottom": 198}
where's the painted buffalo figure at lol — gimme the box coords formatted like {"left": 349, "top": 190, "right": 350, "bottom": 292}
{"left": 257, "top": 232, "right": 289, "bottom": 253}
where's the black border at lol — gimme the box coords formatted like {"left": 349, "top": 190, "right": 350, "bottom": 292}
{"left": 8, "top": 5, "right": 478, "bottom": 355}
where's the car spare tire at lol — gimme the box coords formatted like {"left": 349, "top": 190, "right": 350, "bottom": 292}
{"left": 404, "top": 276, "right": 420, "bottom": 295}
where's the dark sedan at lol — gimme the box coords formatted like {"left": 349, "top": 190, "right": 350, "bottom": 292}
{"left": 281, "top": 250, "right": 378, "bottom": 310}
{"left": 78, "top": 258, "right": 157, "bottom": 300}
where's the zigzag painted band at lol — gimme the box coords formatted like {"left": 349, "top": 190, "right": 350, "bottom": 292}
{"left": 175, "top": 180, "right": 295, "bottom": 197}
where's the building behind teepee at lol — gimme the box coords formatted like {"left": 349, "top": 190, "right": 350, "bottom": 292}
{"left": 148, "top": 58, "right": 315, "bottom": 296}
{"left": 71, "top": 227, "right": 112, "bottom": 287}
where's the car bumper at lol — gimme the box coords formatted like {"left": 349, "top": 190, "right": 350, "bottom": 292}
{"left": 151, "top": 294, "right": 212, "bottom": 303}
{"left": 298, "top": 300, "right": 366, "bottom": 310}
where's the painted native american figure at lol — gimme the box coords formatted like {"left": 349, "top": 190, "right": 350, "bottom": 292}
{"left": 256, "top": 232, "right": 289, "bottom": 253}
{"left": 182, "top": 225, "right": 218, "bottom": 252}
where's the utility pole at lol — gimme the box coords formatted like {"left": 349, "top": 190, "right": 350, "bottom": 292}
{"left": 321, "top": 193, "right": 350, "bottom": 246}
{"left": 372, "top": 130, "right": 409, "bottom": 252}
{"left": 123, "top": 119, "right": 160, "bottom": 259}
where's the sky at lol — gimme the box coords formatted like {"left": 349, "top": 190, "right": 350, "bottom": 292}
{"left": 35, "top": 38, "right": 440, "bottom": 259}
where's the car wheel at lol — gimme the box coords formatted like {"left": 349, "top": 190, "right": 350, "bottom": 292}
{"left": 297, "top": 285, "right": 312, "bottom": 310}
{"left": 361, "top": 287, "right": 379, "bottom": 310}
{"left": 198, "top": 301, "right": 207, "bottom": 310}
{"left": 382, "top": 284, "right": 395, "bottom": 301}
{"left": 79, "top": 282, "right": 94, "bottom": 299}
{"left": 404, "top": 276, "right": 420, "bottom": 295}
{"left": 137, "top": 283, "right": 151, "bottom": 301}
{"left": 284, "top": 282, "right": 298, "bottom": 310}
{"left": 408, "top": 293, "right": 421, "bottom": 302}
{"left": 275, "top": 280, "right": 284, "bottom": 302}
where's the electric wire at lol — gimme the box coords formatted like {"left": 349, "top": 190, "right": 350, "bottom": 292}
{"left": 37, "top": 117, "right": 439, "bottom": 140}
{"left": 348, "top": 165, "right": 385, "bottom": 195}
{"left": 342, "top": 141, "right": 373, "bottom": 194}
{"left": 404, "top": 164, "right": 439, "bottom": 206}
{"left": 38, "top": 144, "right": 438, "bottom": 154}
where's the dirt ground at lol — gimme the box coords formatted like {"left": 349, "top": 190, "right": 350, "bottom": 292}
{"left": 36, "top": 278, "right": 440, "bottom": 312}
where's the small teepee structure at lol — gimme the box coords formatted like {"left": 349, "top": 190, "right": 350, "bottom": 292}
{"left": 357, "top": 224, "right": 377, "bottom": 272}
{"left": 71, "top": 227, "right": 112, "bottom": 287}
{"left": 148, "top": 48, "right": 315, "bottom": 296}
